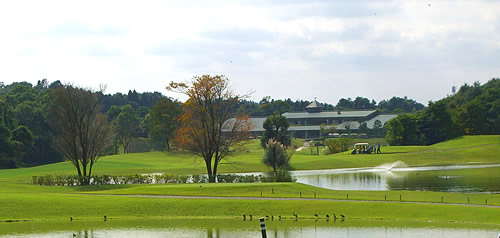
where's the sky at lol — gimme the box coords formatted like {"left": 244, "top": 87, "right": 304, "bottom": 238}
{"left": 0, "top": 0, "right": 499, "bottom": 105}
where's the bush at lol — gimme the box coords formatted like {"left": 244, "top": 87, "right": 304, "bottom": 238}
{"left": 32, "top": 173, "right": 272, "bottom": 186}
{"left": 261, "top": 171, "right": 296, "bottom": 182}
{"left": 324, "top": 137, "right": 353, "bottom": 154}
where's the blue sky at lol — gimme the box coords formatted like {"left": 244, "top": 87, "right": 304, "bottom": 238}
{"left": 1, "top": 0, "right": 499, "bottom": 105}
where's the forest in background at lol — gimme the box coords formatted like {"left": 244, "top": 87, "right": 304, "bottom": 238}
{"left": 385, "top": 78, "right": 499, "bottom": 145}
{"left": 0, "top": 77, "right": 477, "bottom": 169}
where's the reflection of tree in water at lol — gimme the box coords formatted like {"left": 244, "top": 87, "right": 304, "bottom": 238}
{"left": 386, "top": 172, "right": 468, "bottom": 192}
{"left": 323, "top": 173, "right": 384, "bottom": 190}
{"left": 206, "top": 227, "right": 220, "bottom": 238}
{"left": 73, "top": 229, "right": 94, "bottom": 238}
{"left": 300, "top": 167, "right": 500, "bottom": 192}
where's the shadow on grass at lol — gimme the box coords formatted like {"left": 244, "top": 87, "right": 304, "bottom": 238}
{"left": 73, "top": 184, "right": 136, "bottom": 192}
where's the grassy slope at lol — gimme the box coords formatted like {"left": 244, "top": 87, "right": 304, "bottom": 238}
{"left": 2, "top": 192, "right": 499, "bottom": 225}
{"left": 1, "top": 135, "right": 498, "bottom": 181}
{"left": 0, "top": 135, "right": 499, "bottom": 224}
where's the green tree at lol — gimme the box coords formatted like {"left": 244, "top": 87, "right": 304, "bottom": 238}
{"left": 377, "top": 96, "right": 425, "bottom": 113}
{"left": 419, "top": 100, "right": 458, "bottom": 145}
{"left": 10, "top": 125, "right": 34, "bottom": 150}
{"left": 263, "top": 138, "right": 294, "bottom": 182}
{"left": 259, "top": 96, "right": 291, "bottom": 115}
{"left": 397, "top": 114, "right": 420, "bottom": 145}
{"left": 106, "top": 105, "right": 122, "bottom": 121}
{"left": 260, "top": 114, "right": 291, "bottom": 148}
{"left": 353, "top": 97, "right": 375, "bottom": 109}
{"left": 148, "top": 98, "right": 181, "bottom": 152}
{"left": 385, "top": 118, "right": 404, "bottom": 145}
{"left": 2, "top": 82, "right": 63, "bottom": 166}
{"left": 263, "top": 138, "right": 288, "bottom": 173}
{"left": 336, "top": 98, "right": 353, "bottom": 110}
{"left": 324, "top": 137, "right": 352, "bottom": 154}
{"left": 0, "top": 126, "right": 17, "bottom": 168}
{"left": 116, "top": 105, "right": 139, "bottom": 154}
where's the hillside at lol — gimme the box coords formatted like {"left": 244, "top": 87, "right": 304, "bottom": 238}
{"left": 0, "top": 135, "right": 498, "bottom": 182}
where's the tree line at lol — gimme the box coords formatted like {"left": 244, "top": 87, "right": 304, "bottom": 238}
{"left": 1, "top": 78, "right": 426, "bottom": 170}
{"left": 2, "top": 76, "right": 495, "bottom": 184}
{"left": 236, "top": 95, "right": 425, "bottom": 116}
{"left": 385, "top": 78, "right": 499, "bottom": 145}
{"left": 0, "top": 79, "right": 180, "bottom": 169}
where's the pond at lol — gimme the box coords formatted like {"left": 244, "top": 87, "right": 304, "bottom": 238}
{"left": 1, "top": 219, "right": 499, "bottom": 238}
{"left": 292, "top": 163, "right": 500, "bottom": 193}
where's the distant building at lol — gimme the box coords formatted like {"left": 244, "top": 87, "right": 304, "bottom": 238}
{"left": 249, "top": 100, "right": 398, "bottom": 139}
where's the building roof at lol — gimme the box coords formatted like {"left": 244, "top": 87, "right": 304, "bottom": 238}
{"left": 248, "top": 117, "right": 267, "bottom": 131}
{"left": 336, "top": 114, "right": 398, "bottom": 130}
{"left": 282, "top": 110, "right": 377, "bottom": 119}
{"left": 247, "top": 114, "right": 398, "bottom": 132}
{"left": 305, "top": 100, "right": 324, "bottom": 113}
{"left": 364, "top": 114, "right": 398, "bottom": 128}
{"left": 288, "top": 125, "right": 321, "bottom": 131}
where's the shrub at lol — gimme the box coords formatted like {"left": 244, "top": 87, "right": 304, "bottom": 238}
{"left": 324, "top": 137, "right": 353, "bottom": 154}
{"left": 261, "top": 171, "right": 296, "bottom": 182}
{"left": 32, "top": 173, "right": 271, "bottom": 186}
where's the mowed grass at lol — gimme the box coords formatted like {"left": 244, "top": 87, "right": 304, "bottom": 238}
{"left": 0, "top": 135, "right": 499, "bottom": 224}
{"left": 1, "top": 189, "right": 500, "bottom": 225}
{"left": 79, "top": 182, "right": 500, "bottom": 206}
{"left": 0, "top": 135, "right": 499, "bottom": 182}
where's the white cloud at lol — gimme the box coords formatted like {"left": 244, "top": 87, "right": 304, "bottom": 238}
{"left": 0, "top": 0, "right": 499, "bottom": 105}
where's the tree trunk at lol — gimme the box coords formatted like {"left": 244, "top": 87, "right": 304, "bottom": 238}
{"left": 123, "top": 139, "right": 129, "bottom": 154}
{"left": 88, "top": 161, "right": 94, "bottom": 182}
{"left": 212, "top": 160, "right": 218, "bottom": 183}
{"left": 205, "top": 159, "right": 215, "bottom": 183}
{"left": 75, "top": 160, "right": 82, "bottom": 176}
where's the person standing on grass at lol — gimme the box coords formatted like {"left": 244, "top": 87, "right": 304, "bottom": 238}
{"left": 377, "top": 143, "right": 381, "bottom": 154}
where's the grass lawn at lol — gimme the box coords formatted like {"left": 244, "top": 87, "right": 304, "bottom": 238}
{"left": 0, "top": 135, "right": 498, "bottom": 182}
{"left": 0, "top": 135, "right": 499, "bottom": 224}
{"left": 1, "top": 187, "right": 499, "bottom": 225}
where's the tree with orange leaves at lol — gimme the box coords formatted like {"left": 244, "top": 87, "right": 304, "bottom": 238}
{"left": 167, "top": 75, "right": 252, "bottom": 183}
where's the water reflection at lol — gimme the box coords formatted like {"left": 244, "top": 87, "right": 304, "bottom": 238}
{"left": 293, "top": 163, "right": 500, "bottom": 193}
{"left": 1, "top": 219, "right": 498, "bottom": 238}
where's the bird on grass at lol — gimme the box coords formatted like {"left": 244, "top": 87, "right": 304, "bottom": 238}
{"left": 249, "top": 215, "right": 253, "bottom": 220}
{"left": 271, "top": 215, "right": 274, "bottom": 221}
{"left": 104, "top": 215, "right": 107, "bottom": 221}
{"left": 340, "top": 214, "right": 345, "bottom": 219}
{"left": 314, "top": 213, "right": 318, "bottom": 218}
{"left": 69, "top": 217, "right": 73, "bottom": 222}
{"left": 326, "top": 214, "right": 330, "bottom": 219}
{"left": 278, "top": 215, "right": 282, "bottom": 221}
{"left": 293, "top": 213, "right": 298, "bottom": 220}
{"left": 243, "top": 214, "right": 246, "bottom": 220}
{"left": 333, "top": 214, "right": 337, "bottom": 220}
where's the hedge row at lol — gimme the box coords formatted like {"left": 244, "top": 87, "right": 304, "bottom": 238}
{"left": 31, "top": 173, "right": 266, "bottom": 186}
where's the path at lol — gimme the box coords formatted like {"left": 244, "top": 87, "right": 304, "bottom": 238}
{"left": 82, "top": 193, "right": 500, "bottom": 208}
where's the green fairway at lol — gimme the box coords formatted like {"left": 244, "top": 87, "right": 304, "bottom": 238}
{"left": 0, "top": 135, "right": 499, "bottom": 224}
{"left": 0, "top": 135, "right": 498, "bottom": 182}
{"left": 1, "top": 189, "right": 499, "bottom": 225}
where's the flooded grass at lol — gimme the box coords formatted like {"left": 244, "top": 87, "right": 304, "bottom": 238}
{"left": 1, "top": 218, "right": 499, "bottom": 238}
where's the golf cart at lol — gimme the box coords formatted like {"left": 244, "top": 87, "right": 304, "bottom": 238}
{"left": 351, "top": 143, "right": 374, "bottom": 154}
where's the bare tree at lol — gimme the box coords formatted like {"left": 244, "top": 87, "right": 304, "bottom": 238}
{"left": 49, "top": 84, "right": 113, "bottom": 184}
{"left": 167, "top": 75, "right": 252, "bottom": 182}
